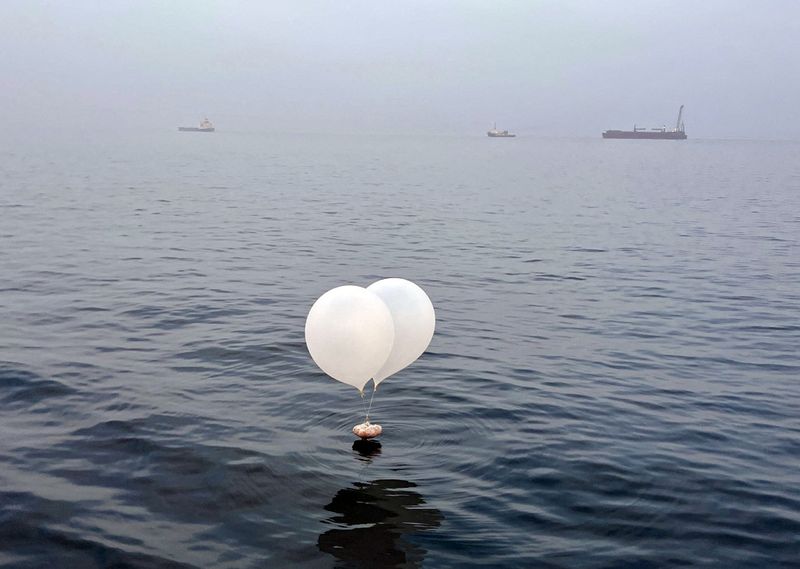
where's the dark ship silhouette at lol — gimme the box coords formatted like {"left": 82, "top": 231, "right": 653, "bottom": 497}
{"left": 603, "top": 105, "right": 687, "bottom": 139}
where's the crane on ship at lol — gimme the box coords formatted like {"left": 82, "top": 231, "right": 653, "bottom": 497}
{"left": 675, "top": 105, "right": 685, "bottom": 133}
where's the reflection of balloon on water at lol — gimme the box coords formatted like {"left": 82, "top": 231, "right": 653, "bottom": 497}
{"left": 305, "top": 279, "right": 436, "bottom": 439}
{"left": 317, "top": 479, "right": 442, "bottom": 569}
{"left": 304, "top": 285, "right": 395, "bottom": 393}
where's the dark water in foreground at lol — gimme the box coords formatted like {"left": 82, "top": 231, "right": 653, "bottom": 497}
{"left": 1, "top": 133, "right": 799, "bottom": 568}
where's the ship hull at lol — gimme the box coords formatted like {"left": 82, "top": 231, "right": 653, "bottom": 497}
{"left": 487, "top": 133, "right": 516, "bottom": 138}
{"left": 178, "top": 127, "right": 215, "bottom": 132}
{"left": 602, "top": 130, "right": 686, "bottom": 140}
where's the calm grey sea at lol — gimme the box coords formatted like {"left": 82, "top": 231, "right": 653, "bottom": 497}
{"left": 1, "top": 132, "right": 799, "bottom": 568}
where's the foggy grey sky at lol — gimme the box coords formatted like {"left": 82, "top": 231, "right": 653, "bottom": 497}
{"left": 2, "top": 1, "right": 799, "bottom": 139}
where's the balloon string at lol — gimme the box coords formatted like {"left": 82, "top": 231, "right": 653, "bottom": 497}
{"left": 360, "top": 389, "right": 368, "bottom": 423}
{"left": 365, "top": 382, "right": 377, "bottom": 423}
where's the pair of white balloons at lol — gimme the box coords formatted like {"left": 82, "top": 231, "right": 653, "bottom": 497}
{"left": 305, "top": 278, "right": 435, "bottom": 393}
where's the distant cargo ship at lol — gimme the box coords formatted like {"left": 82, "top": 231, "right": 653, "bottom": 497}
{"left": 178, "top": 118, "right": 215, "bottom": 132}
{"left": 603, "top": 105, "right": 687, "bottom": 140}
{"left": 487, "top": 123, "right": 516, "bottom": 138}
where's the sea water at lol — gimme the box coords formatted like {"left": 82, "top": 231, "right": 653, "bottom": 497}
{"left": 1, "top": 132, "right": 798, "bottom": 567}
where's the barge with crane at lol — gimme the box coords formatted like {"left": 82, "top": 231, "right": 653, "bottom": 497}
{"left": 603, "top": 105, "right": 687, "bottom": 139}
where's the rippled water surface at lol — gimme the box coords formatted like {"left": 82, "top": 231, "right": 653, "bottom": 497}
{"left": 1, "top": 133, "right": 799, "bottom": 568}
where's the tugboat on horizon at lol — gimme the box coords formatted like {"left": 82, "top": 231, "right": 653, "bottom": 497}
{"left": 487, "top": 123, "right": 516, "bottom": 138}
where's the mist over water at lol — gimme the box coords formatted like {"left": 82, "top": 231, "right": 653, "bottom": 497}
{"left": 3, "top": 1, "right": 800, "bottom": 139}
{"left": 1, "top": 132, "right": 799, "bottom": 567}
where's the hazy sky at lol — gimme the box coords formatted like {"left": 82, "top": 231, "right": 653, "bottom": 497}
{"left": 2, "top": 1, "right": 799, "bottom": 138}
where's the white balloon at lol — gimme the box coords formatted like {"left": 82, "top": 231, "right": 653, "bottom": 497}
{"left": 305, "top": 285, "right": 395, "bottom": 393}
{"left": 367, "top": 278, "right": 435, "bottom": 386}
